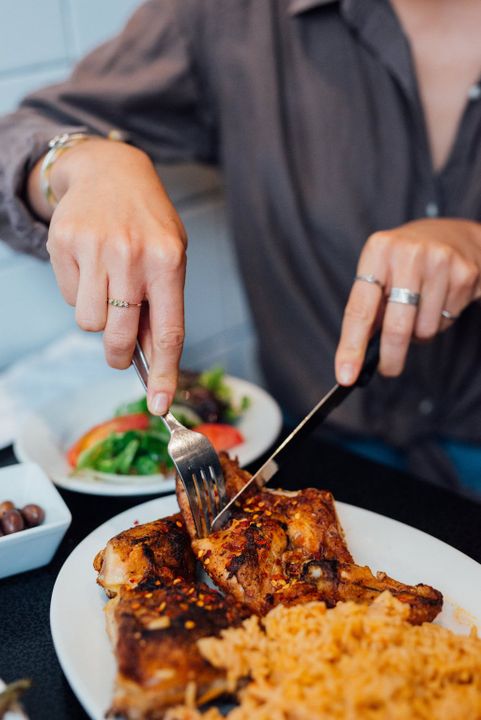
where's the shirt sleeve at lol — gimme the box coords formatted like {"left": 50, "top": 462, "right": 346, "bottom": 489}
{"left": 0, "top": 0, "right": 217, "bottom": 260}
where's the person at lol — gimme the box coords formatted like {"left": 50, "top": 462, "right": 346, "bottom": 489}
{"left": 0, "top": 0, "right": 481, "bottom": 494}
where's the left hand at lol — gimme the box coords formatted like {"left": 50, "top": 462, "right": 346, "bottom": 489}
{"left": 335, "top": 218, "right": 481, "bottom": 384}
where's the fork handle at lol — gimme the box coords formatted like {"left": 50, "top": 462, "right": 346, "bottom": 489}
{"left": 131, "top": 341, "right": 185, "bottom": 435}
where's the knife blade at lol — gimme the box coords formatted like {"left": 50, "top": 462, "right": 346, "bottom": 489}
{"left": 212, "top": 333, "right": 381, "bottom": 531}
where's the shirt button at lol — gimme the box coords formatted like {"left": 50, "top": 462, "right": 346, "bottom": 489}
{"left": 425, "top": 202, "right": 439, "bottom": 218}
{"left": 468, "top": 83, "right": 481, "bottom": 101}
{"left": 418, "top": 398, "right": 434, "bottom": 416}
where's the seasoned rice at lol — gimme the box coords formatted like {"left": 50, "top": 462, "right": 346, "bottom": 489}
{"left": 167, "top": 592, "right": 481, "bottom": 720}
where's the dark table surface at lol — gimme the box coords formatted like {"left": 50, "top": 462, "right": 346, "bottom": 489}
{"left": 1, "top": 437, "right": 481, "bottom": 720}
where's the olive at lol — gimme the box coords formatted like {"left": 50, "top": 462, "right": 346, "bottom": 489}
{"left": 0, "top": 500, "right": 15, "bottom": 516}
{"left": 21, "top": 504, "right": 45, "bottom": 528}
{"left": 1, "top": 508, "right": 25, "bottom": 535}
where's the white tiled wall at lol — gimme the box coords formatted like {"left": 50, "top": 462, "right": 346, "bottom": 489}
{"left": 0, "top": 0, "right": 141, "bottom": 114}
{"left": 0, "top": 1, "right": 259, "bottom": 382}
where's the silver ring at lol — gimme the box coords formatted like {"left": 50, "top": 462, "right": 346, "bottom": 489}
{"left": 441, "top": 309, "right": 458, "bottom": 321}
{"left": 354, "top": 273, "right": 383, "bottom": 289}
{"left": 107, "top": 298, "right": 143, "bottom": 309}
{"left": 387, "top": 287, "right": 421, "bottom": 307}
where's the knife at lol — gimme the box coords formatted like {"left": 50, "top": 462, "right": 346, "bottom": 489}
{"left": 212, "top": 333, "right": 381, "bottom": 531}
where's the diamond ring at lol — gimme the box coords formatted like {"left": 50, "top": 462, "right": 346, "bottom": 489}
{"left": 107, "top": 298, "right": 143, "bottom": 309}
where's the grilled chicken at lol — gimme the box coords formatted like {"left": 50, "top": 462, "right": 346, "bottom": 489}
{"left": 183, "top": 454, "right": 443, "bottom": 624}
{"left": 95, "top": 515, "right": 247, "bottom": 719}
{"left": 188, "top": 484, "right": 353, "bottom": 615}
{"left": 301, "top": 559, "right": 442, "bottom": 624}
{"left": 94, "top": 514, "right": 194, "bottom": 597}
{"left": 106, "top": 578, "right": 246, "bottom": 719}
{"left": 97, "top": 453, "right": 443, "bottom": 718}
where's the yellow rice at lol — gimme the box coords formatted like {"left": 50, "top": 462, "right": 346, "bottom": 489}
{"left": 167, "top": 592, "right": 481, "bottom": 720}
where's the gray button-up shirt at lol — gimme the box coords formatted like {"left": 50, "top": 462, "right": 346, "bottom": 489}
{"left": 1, "top": 0, "right": 481, "bottom": 488}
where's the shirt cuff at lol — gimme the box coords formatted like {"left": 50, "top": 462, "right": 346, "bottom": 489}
{"left": 0, "top": 111, "right": 88, "bottom": 260}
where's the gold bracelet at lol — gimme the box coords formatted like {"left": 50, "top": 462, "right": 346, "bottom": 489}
{"left": 39, "top": 129, "right": 126, "bottom": 209}
{"left": 40, "top": 132, "right": 92, "bottom": 209}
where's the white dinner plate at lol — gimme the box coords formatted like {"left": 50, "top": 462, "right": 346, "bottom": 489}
{"left": 14, "top": 373, "right": 282, "bottom": 496}
{"left": 50, "top": 496, "right": 481, "bottom": 720}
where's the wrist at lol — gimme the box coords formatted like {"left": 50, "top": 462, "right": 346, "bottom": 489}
{"left": 40, "top": 132, "right": 96, "bottom": 208}
{"left": 47, "top": 135, "right": 107, "bottom": 203}
{"left": 49, "top": 138, "right": 150, "bottom": 199}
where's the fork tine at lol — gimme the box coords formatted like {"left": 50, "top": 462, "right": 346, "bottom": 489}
{"left": 206, "top": 465, "right": 222, "bottom": 518}
{"left": 180, "top": 473, "right": 205, "bottom": 538}
{"left": 192, "top": 471, "right": 211, "bottom": 536}
{"left": 200, "top": 468, "right": 217, "bottom": 532}
{"left": 209, "top": 464, "right": 228, "bottom": 510}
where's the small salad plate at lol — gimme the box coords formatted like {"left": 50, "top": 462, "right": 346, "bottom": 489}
{"left": 14, "top": 371, "right": 282, "bottom": 496}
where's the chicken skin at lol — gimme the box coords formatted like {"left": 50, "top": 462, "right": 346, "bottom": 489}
{"left": 95, "top": 514, "right": 246, "bottom": 719}
{"left": 94, "top": 513, "right": 194, "bottom": 597}
{"left": 106, "top": 578, "right": 247, "bottom": 719}
{"left": 96, "top": 453, "right": 443, "bottom": 719}
{"left": 184, "top": 454, "right": 443, "bottom": 624}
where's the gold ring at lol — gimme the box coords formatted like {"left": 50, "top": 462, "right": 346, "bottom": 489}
{"left": 107, "top": 298, "right": 143, "bottom": 309}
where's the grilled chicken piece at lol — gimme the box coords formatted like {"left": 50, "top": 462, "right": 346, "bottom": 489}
{"left": 106, "top": 578, "right": 247, "bottom": 719}
{"left": 95, "top": 513, "right": 248, "bottom": 719}
{"left": 301, "top": 559, "right": 443, "bottom": 624}
{"left": 94, "top": 514, "right": 194, "bottom": 597}
{"left": 195, "top": 515, "right": 288, "bottom": 615}
{"left": 183, "top": 455, "right": 443, "bottom": 624}
{"left": 191, "top": 485, "right": 353, "bottom": 615}
{"left": 177, "top": 454, "right": 254, "bottom": 540}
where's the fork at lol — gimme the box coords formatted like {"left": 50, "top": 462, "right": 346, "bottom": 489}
{"left": 131, "top": 341, "right": 228, "bottom": 537}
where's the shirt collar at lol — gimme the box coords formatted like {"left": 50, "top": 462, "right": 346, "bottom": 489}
{"left": 288, "top": 0, "right": 417, "bottom": 102}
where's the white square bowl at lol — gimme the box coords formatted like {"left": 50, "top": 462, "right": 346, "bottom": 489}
{"left": 0, "top": 463, "right": 71, "bottom": 579}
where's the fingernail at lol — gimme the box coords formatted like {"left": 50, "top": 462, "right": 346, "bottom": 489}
{"left": 149, "top": 392, "right": 169, "bottom": 415}
{"left": 338, "top": 363, "right": 355, "bottom": 385}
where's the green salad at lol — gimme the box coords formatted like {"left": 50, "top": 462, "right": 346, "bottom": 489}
{"left": 67, "top": 368, "right": 250, "bottom": 477}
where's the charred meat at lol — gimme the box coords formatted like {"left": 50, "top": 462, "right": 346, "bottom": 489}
{"left": 186, "top": 454, "right": 443, "bottom": 624}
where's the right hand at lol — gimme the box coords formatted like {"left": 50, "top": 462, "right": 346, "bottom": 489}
{"left": 28, "top": 138, "right": 187, "bottom": 415}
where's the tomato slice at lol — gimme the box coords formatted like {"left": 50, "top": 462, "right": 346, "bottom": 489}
{"left": 194, "top": 423, "right": 244, "bottom": 452}
{"left": 66, "top": 413, "right": 150, "bottom": 467}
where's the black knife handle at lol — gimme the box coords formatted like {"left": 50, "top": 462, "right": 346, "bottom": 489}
{"left": 317, "top": 332, "right": 380, "bottom": 417}
{"left": 277, "top": 333, "right": 381, "bottom": 460}
{"left": 355, "top": 331, "right": 381, "bottom": 387}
